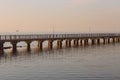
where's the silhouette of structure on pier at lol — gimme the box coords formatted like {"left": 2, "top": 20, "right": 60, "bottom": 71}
{"left": 0, "top": 33, "right": 120, "bottom": 53}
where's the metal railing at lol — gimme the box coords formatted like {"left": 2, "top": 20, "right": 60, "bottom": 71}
{"left": 0, "top": 33, "right": 120, "bottom": 40}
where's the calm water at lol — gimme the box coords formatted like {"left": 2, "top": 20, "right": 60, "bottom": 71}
{"left": 0, "top": 43, "right": 120, "bottom": 80}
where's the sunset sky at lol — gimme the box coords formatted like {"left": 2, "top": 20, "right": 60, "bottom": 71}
{"left": 0, "top": 0, "right": 120, "bottom": 33}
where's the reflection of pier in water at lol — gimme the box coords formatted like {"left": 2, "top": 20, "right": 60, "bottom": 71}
{"left": 0, "top": 48, "right": 69, "bottom": 64}
{"left": 0, "top": 33, "right": 120, "bottom": 53}
{"left": 0, "top": 43, "right": 118, "bottom": 64}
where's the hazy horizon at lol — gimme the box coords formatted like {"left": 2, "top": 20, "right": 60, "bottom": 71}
{"left": 0, "top": 0, "right": 120, "bottom": 33}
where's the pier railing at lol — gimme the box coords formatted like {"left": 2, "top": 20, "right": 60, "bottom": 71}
{"left": 0, "top": 33, "right": 120, "bottom": 40}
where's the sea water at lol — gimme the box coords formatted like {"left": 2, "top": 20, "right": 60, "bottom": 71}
{"left": 0, "top": 42, "right": 120, "bottom": 80}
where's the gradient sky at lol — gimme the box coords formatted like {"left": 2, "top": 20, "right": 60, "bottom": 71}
{"left": 0, "top": 0, "right": 120, "bottom": 33}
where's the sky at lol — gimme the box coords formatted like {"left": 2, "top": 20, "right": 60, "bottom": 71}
{"left": 0, "top": 0, "right": 120, "bottom": 33}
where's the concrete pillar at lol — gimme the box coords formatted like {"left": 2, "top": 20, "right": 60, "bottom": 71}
{"left": 103, "top": 38, "right": 106, "bottom": 44}
{"left": 84, "top": 39, "right": 88, "bottom": 45}
{"left": 91, "top": 39, "right": 95, "bottom": 45}
{"left": 74, "top": 39, "right": 78, "bottom": 47}
{"left": 0, "top": 41, "right": 4, "bottom": 53}
{"left": 116, "top": 38, "right": 119, "bottom": 43}
{"left": 84, "top": 40, "right": 87, "bottom": 45}
{"left": 60, "top": 40, "right": 62, "bottom": 48}
{"left": 26, "top": 41, "right": 31, "bottom": 51}
{"left": 115, "top": 38, "right": 116, "bottom": 42}
{"left": 76, "top": 39, "right": 79, "bottom": 46}
{"left": 65, "top": 40, "right": 68, "bottom": 47}
{"left": 57, "top": 40, "right": 59, "bottom": 48}
{"left": 80, "top": 40, "right": 83, "bottom": 46}
{"left": 97, "top": 39, "right": 100, "bottom": 44}
{"left": 48, "top": 40, "right": 53, "bottom": 49}
{"left": 68, "top": 40, "right": 71, "bottom": 47}
{"left": 86, "top": 39, "right": 89, "bottom": 45}
{"left": 74, "top": 40, "right": 76, "bottom": 46}
{"left": 108, "top": 38, "right": 110, "bottom": 43}
{"left": 65, "top": 40, "right": 71, "bottom": 47}
{"left": 39, "top": 41, "right": 43, "bottom": 50}
{"left": 11, "top": 41, "right": 17, "bottom": 53}
{"left": 113, "top": 38, "right": 115, "bottom": 43}
{"left": 118, "top": 38, "right": 120, "bottom": 42}
{"left": 57, "top": 40, "right": 62, "bottom": 48}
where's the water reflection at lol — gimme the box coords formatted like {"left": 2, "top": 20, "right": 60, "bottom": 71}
{"left": 0, "top": 43, "right": 117, "bottom": 64}
{"left": 0, "top": 43, "right": 120, "bottom": 80}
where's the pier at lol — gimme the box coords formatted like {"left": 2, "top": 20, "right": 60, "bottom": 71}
{"left": 0, "top": 33, "right": 120, "bottom": 53}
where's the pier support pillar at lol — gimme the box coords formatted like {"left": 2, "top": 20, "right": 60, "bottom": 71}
{"left": 91, "top": 39, "right": 95, "bottom": 45}
{"left": 65, "top": 40, "right": 68, "bottom": 47}
{"left": 26, "top": 41, "right": 31, "bottom": 51}
{"left": 11, "top": 41, "right": 17, "bottom": 53}
{"left": 118, "top": 38, "right": 120, "bottom": 42}
{"left": 48, "top": 40, "right": 53, "bottom": 49}
{"left": 57, "top": 40, "right": 62, "bottom": 48}
{"left": 108, "top": 38, "right": 110, "bottom": 44}
{"left": 116, "top": 38, "right": 119, "bottom": 43}
{"left": 80, "top": 40, "right": 83, "bottom": 46}
{"left": 74, "top": 39, "right": 78, "bottom": 47}
{"left": 74, "top": 40, "right": 76, "bottom": 46}
{"left": 103, "top": 38, "right": 106, "bottom": 44}
{"left": 84, "top": 39, "right": 88, "bottom": 45}
{"left": 86, "top": 39, "right": 89, "bottom": 45}
{"left": 60, "top": 40, "right": 62, "bottom": 48}
{"left": 0, "top": 42, "right": 4, "bottom": 53}
{"left": 76, "top": 39, "right": 79, "bottom": 46}
{"left": 39, "top": 41, "right": 43, "bottom": 50}
{"left": 113, "top": 38, "right": 115, "bottom": 43}
{"left": 84, "top": 40, "right": 87, "bottom": 45}
{"left": 65, "top": 40, "right": 71, "bottom": 47}
{"left": 97, "top": 39, "right": 100, "bottom": 44}
{"left": 68, "top": 40, "right": 71, "bottom": 47}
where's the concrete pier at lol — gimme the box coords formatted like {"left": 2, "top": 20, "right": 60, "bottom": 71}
{"left": 97, "top": 39, "right": 100, "bottom": 44}
{"left": 57, "top": 40, "right": 62, "bottom": 48}
{"left": 48, "top": 40, "right": 53, "bottom": 49}
{"left": 26, "top": 41, "right": 31, "bottom": 51}
{"left": 39, "top": 41, "right": 43, "bottom": 50}
{"left": 0, "top": 42, "right": 4, "bottom": 52}
{"left": 11, "top": 41, "right": 17, "bottom": 53}
{"left": 0, "top": 33, "right": 120, "bottom": 53}
{"left": 92, "top": 39, "right": 95, "bottom": 45}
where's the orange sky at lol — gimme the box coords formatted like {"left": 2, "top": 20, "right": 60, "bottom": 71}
{"left": 0, "top": 0, "right": 120, "bottom": 33}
